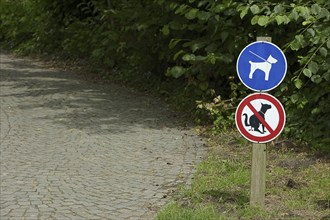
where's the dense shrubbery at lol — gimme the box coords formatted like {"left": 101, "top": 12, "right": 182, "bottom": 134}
{"left": 1, "top": 0, "right": 329, "bottom": 151}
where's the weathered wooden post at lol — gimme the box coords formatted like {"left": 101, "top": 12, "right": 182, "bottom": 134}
{"left": 250, "top": 142, "right": 267, "bottom": 207}
{"left": 250, "top": 36, "right": 271, "bottom": 208}
{"left": 235, "top": 36, "right": 287, "bottom": 209}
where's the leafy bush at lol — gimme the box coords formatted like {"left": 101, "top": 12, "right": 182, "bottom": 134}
{"left": 160, "top": 0, "right": 330, "bottom": 151}
{"left": 0, "top": 0, "right": 329, "bottom": 152}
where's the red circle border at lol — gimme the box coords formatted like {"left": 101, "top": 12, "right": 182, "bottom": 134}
{"left": 235, "top": 93, "right": 286, "bottom": 143}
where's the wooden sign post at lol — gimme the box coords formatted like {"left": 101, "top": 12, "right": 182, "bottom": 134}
{"left": 236, "top": 36, "right": 287, "bottom": 209}
{"left": 250, "top": 36, "right": 271, "bottom": 208}
{"left": 250, "top": 142, "right": 267, "bottom": 207}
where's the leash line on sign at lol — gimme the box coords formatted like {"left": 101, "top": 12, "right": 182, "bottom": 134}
{"left": 248, "top": 50, "right": 271, "bottom": 64}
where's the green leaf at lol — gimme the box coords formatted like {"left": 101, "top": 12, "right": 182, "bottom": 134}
{"left": 295, "top": 34, "right": 304, "bottom": 46}
{"left": 239, "top": 6, "right": 249, "bottom": 19}
{"left": 161, "top": 25, "right": 170, "bottom": 36}
{"left": 275, "top": 15, "right": 286, "bottom": 25}
{"left": 311, "top": 4, "right": 321, "bottom": 15}
{"left": 207, "top": 53, "right": 217, "bottom": 64}
{"left": 327, "top": 40, "right": 330, "bottom": 49}
{"left": 169, "top": 39, "right": 182, "bottom": 49}
{"left": 185, "top": 8, "right": 198, "bottom": 20}
{"left": 303, "top": 68, "right": 312, "bottom": 78}
{"left": 175, "top": 4, "right": 188, "bottom": 14}
{"left": 290, "top": 41, "right": 300, "bottom": 51}
{"left": 167, "top": 66, "right": 186, "bottom": 78}
{"left": 298, "top": 6, "right": 310, "bottom": 19}
{"left": 294, "top": 78, "right": 303, "bottom": 89}
{"left": 195, "top": 55, "right": 206, "bottom": 61}
{"left": 319, "top": 47, "right": 327, "bottom": 57}
{"left": 307, "top": 28, "right": 315, "bottom": 36}
{"left": 214, "top": 4, "right": 225, "bottom": 13}
{"left": 318, "top": 8, "right": 330, "bottom": 19}
{"left": 190, "top": 42, "right": 206, "bottom": 52}
{"left": 274, "top": 5, "right": 284, "bottom": 14}
{"left": 197, "top": 11, "right": 211, "bottom": 21}
{"left": 173, "top": 50, "right": 184, "bottom": 61}
{"left": 258, "top": 16, "right": 269, "bottom": 26}
{"left": 290, "top": 94, "right": 299, "bottom": 103}
{"left": 251, "top": 15, "right": 259, "bottom": 25}
{"left": 280, "top": 83, "right": 288, "bottom": 92}
{"left": 308, "top": 61, "right": 319, "bottom": 74}
{"left": 311, "top": 107, "right": 320, "bottom": 114}
{"left": 282, "top": 15, "right": 290, "bottom": 24}
{"left": 311, "top": 75, "right": 322, "bottom": 83}
{"left": 289, "top": 10, "right": 299, "bottom": 20}
{"left": 302, "top": 20, "right": 312, "bottom": 26}
{"left": 182, "top": 54, "right": 196, "bottom": 61}
{"left": 250, "top": 5, "right": 260, "bottom": 15}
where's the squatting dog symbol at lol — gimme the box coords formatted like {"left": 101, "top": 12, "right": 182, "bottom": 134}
{"left": 248, "top": 51, "right": 278, "bottom": 81}
{"left": 243, "top": 103, "right": 271, "bottom": 134}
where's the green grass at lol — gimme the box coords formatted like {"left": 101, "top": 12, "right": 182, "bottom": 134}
{"left": 157, "top": 132, "right": 330, "bottom": 220}
{"left": 158, "top": 203, "right": 223, "bottom": 220}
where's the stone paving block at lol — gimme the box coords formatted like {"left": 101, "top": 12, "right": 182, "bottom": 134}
{"left": 0, "top": 207, "right": 12, "bottom": 216}
{"left": 5, "top": 208, "right": 26, "bottom": 218}
{"left": 52, "top": 214, "right": 72, "bottom": 220}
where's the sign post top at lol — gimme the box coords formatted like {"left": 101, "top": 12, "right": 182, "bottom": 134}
{"left": 256, "top": 36, "right": 272, "bottom": 42}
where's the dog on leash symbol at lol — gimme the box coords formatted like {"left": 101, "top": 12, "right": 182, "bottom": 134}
{"left": 248, "top": 53, "right": 278, "bottom": 81}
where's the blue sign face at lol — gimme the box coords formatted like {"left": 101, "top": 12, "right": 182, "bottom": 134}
{"left": 236, "top": 41, "right": 287, "bottom": 91}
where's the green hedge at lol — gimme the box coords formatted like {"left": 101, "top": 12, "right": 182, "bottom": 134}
{"left": 1, "top": 0, "right": 329, "bottom": 152}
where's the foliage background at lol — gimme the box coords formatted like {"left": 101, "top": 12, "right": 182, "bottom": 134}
{"left": 1, "top": 0, "right": 329, "bottom": 152}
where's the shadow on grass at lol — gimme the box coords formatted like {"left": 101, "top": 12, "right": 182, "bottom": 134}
{"left": 202, "top": 190, "right": 249, "bottom": 207}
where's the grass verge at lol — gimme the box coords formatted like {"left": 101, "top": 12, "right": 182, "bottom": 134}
{"left": 157, "top": 131, "right": 330, "bottom": 219}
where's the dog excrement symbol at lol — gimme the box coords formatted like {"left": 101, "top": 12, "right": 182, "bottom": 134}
{"left": 248, "top": 50, "right": 278, "bottom": 81}
{"left": 243, "top": 103, "right": 271, "bottom": 134}
{"left": 235, "top": 93, "right": 286, "bottom": 143}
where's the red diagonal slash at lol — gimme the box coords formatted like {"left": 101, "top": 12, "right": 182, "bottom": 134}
{"left": 246, "top": 102, "right": 274, "bottom": 133}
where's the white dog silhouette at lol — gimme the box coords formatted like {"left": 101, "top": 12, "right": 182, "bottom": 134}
{"left": 248, "top": 55, "right": 278, "bottom": 81}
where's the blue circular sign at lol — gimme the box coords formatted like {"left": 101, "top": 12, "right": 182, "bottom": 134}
{"left": 236, "top": 41, "right": 287, "bottom": 91}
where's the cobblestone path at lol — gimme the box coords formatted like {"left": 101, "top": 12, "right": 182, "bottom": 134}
{"left": 0, "top": 52, "right": 205, "bottom": 220}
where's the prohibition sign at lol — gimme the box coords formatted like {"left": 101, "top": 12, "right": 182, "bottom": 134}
{"left": 235, "top": 93, "right": 285, "bottom": 143}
